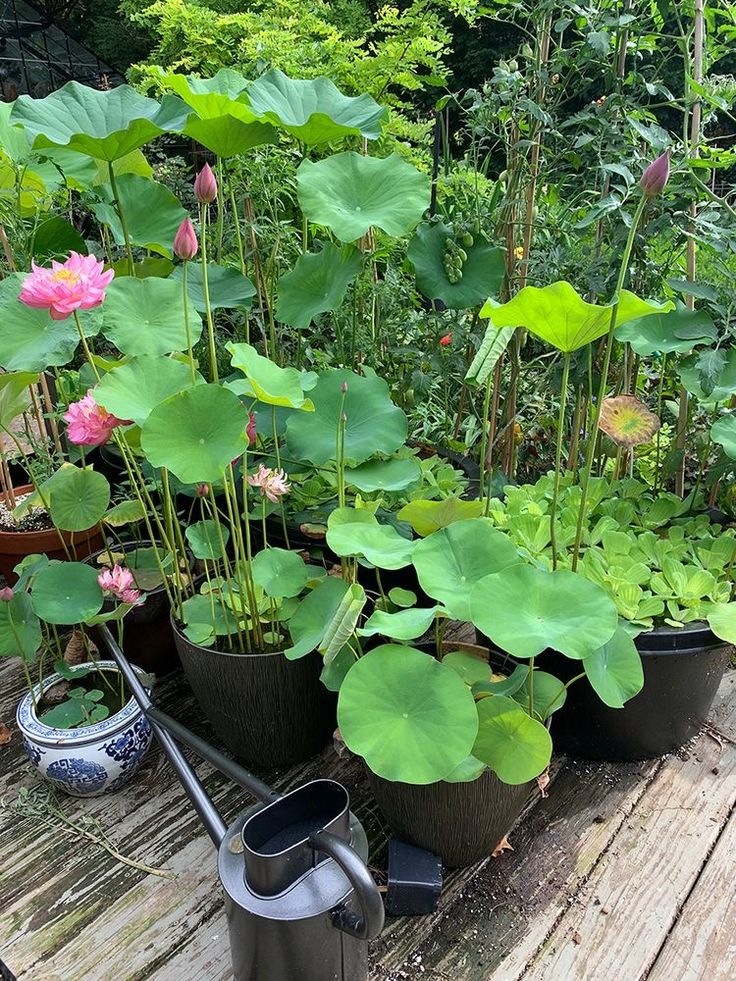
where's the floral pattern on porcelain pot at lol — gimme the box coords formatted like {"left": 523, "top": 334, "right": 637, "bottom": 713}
{"left": 16, "top": 660, "right": 153, "bottom": 798}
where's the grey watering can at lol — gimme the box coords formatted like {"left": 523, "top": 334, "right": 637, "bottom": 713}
{"left": 100, "top": 626, "right": 385, "bottom": 981}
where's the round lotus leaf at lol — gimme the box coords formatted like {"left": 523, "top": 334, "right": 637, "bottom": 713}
{"left": 31, "top": 561, "right": 104, "bottom": 625}
{"left": 345, "top": 458, "right": 422, "bottom": 493}
{"left": 286, "top": 369, "right": 407, "bottom": 465}
{"left": 337, "top": 644, "right": 479, "bottom": 784}
{"left": 412, "top": 518, "right": 522, "bottom": 620}
{"left": 101, "top": 276, "right": 202, "bottom": 357}
{"left": 408, "top": 220, "right": 505, "bottom": 309}
{"left": 0, "top": 592, "right": 41, "bottom": 660}
{"left": 141, "top": 383, "right": 248, "bottom": 483}
{"left": 326, "top": 508, "right": 414, "bottom": 570}
{"left": 276, "top": 243, "right": 361, "bottom": 329}
{"left": 184, "top": 519, "right": 229, "bottom": 561}
{"left": 92, "top": 175, "right": 187, "bottom": 258}
{"left": 471, "top": 565, "right": 618, "bottom": 660}
{"left": 94, "top": 356, "right": 203, "bottom": 426}
{"left": 246, "top": 69, "right": 386, "bottom": 145}
{"left": 48, "top": 465, "right": 110, "bottom": 532}
{"left": 10, "top": 82, "right": 188, "bottom": 161}
{"left": 172, "top": 263, "right": 256, "bottom": 313}
{"left": 228, "top": 342, "right": 313, "bottom": 409}
{"left": 599, "top": 395, "right": 661, "bottom": 449}
{"left": 252, "top": 547, "right": 309, "bottom": 599}
{"left": 472, "top": 694, "right": 552, "bottom": 784}
{"left": 583, "top": 625, "right": 644, "bottom": 708}
{"left": 297, "top": 152, "right": 430, "bottom": 242}
{"left": 616, "top": 303, "right": 716, "bottom": 355}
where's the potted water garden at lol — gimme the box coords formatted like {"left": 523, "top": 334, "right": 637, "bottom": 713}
{"left": 3, "top": 552, "right": 152, "bottom": 797}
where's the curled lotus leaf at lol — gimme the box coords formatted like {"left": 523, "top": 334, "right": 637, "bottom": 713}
{"left": 599, "top": 395, "right": 661, "bottom": 448}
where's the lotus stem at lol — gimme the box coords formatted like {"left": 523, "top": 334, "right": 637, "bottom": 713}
{"left": 550, "top": 352, "right": 571, "bottom": 570}
{"left": 107, "top": 161, "right": 135, "bottom": 277}
{"left": 199, "top": 203, "right": 219, "bottom": 383}
{"left": 181, "top": 262, "right": 197, "bottom": 384}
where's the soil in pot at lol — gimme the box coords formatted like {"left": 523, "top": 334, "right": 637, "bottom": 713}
{"left": 0, "top": 485, "right": 103, "bottom": 584}
{"left": 172, "top": 617, "right": 337, "bottom": 767}
{"left": 368, "top": 768, "right": 534, "bottom": 869}
{"left": 533, "top": 623, "right": 732, "bottom": 761}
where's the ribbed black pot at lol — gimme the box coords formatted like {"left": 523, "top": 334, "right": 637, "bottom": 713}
{"left": 542, "top": 623, "right": 732, "bottom": 761}
{"left": 367, "top": 769, "right": 534, "bottom": 869}
{"left": 172, "top": 617, "right": 337, "bottom": 767}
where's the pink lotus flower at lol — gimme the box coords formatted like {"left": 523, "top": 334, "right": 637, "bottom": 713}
{"left": 641, "top": 150, "right": 670, "bottom": 198}
{"left": 63, "top": 392, "right": 131, "bottom": 446}
{"left": 247, "top": 465, "right": 291, "bottom": 503}
{"left": 19, "top": 252, "right": 114, "bottom": 321}
{"left": 173, "top": 218, "right": 199, "bottom": 261}
{"left": 98, "top": 564, "right": 142, "bottom": 604}
{"left": 194, "top": 162, "right": 218, "bottom": 204}
{"left": 247, "top": 412, "right": 257, "bottom": 446}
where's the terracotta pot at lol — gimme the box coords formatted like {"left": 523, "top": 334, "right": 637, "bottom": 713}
{"left": 0, "top": 485, "right": 104, "bottom": 585}
{"left": 172, "top": 616, "right": 337, "bottom": 766}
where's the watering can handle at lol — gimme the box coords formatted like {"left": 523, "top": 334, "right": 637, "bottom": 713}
{"left": 309, "top": 830, "right": 385, "bottom": 941}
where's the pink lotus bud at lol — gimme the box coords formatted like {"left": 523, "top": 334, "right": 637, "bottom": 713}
{"left": 194, "top": 162, "right": 218, "bottom": 204}
{"left": 640, "top": 150, "right": 670, "bottom": 198}
{"left": 247, "top": 412, "right": 256, "bottom": 446}
{"left": 173, "top": 218, "right": 198, "bottom": 261}
{"left": 196, "top": 483, "right": 210, "bottom": 498}
{"left": 0, "top": 586, "right": 14, "bottom": 601}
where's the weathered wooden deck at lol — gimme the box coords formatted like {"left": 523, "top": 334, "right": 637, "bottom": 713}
{"left": 1, "top": 656, "right": 735, "bottom": 981}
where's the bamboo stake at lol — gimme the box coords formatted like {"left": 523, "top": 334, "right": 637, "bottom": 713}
{"left": 675, "top": 0, "right": 704, "bottom": 496}
{"left": 39, "top": 374, "right": 64, "bottom": 457}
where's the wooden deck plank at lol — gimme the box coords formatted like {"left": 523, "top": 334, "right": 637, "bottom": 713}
{"left": 647, "top": 806, "right": 736, "bottom": 981}
{"left": 515, "top": 681, "right": 736, "bottom": 981}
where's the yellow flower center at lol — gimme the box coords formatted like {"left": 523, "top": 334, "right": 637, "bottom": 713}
{"left": 51, "top": 268, "right": 81, "bottom": 286}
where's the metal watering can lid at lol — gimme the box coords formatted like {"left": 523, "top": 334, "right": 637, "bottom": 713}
{"left": 219, "top": 780, "right": 384, "bottom": 939}
{"left": 241, "top": 779, "right": 351, "bottom": 897}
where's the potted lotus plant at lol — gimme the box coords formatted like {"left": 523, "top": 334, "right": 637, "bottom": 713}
{"left": 3, "top": 552, "right": 152, "bottom": 797}
{"left": 304, "top": 508, "right": 626, "bottom": 867}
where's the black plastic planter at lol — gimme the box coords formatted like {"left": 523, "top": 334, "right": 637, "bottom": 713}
{"left": 544, "top": 622, "right": 732, "bottom": 761}
{"left": 172, "top": 617, "right": 337, "bottom": 767}
{"left": 367, "top": 768, "right": 534, "bottom": 869}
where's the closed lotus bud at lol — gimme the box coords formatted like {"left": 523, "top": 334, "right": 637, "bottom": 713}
{"left": 0, "top": 586, "right": 13, "bottom": 601}
{"left": 641, "top": 150, "right": 670, "bottom": 198}
{"left": 173, "top": 218, "right": 198, "bottom": 261}
{"left": 194, "top": 162, "right": 218, "bottom": 204}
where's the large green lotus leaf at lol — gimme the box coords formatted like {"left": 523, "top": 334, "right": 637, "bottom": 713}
{"left": 327, "top": 508, "right": 415, "bottom": 570}
{"left": 583, "top": 625, "right": 644, "bottom": 708}
{"left": 0, "top": 274, "right": 100, "bottom": 371}
{"left": 171, "top": 263, "right": 256, "bottom": 312}
{"left": 101, "top": 277, "right": 202, "bottom": 356}
{"left": 47, "top": 465, "right": 110, "bottom": 532}
{"left": 297, "top": 153, "right": 430, "bottom": 242}
{"left": 94, "top": 356, "right": 204, "bottom": 426}
{"left": 276, "top": 244, "right": 361, "bottom": 329}
{"left": 357, "top": 606, "right": 440, "bottom": 642}
{"left": 412, "top": 518, "right": 522, "bottom": 620}
{"left": 408, "top": 221, "right": 505, "bottom": 309}
{"left": 246, "top": 70, "right": 386, "bottom": 145}
{"left": 154, "top": 68, "right": 276, "bottom": 157}
{"left": 285, "top": 576, "right": 349, "bottom": 660}
{"left": 141, "top": 384, "right": 248, "bottom": 483}
{"left": 30, "top": 216, "right": 87, "bottom": 262}
{"left": 345, "top": 458, "right": 421, "bottom": 493}
{"left": 680, "top": 348, "right": 736, "bottom": 403}
{"left": 91, "top": 175, "right": 187, "bottom": 257}
{"left": 10, "top": 83, "right": 188, "bottom": 161}
{"left": 252, "top": 547, "right": 309, "bottom": 599}
{"left": 0, "top": 102, "right": 31, "bottom": 162}
{"left": 0, "top": 370, "right": 39, "bottom": 429}
{"left": 184, "top": 519, "right": 229, "bottom": 560}
{"left": 31, "top": 560, "right": 103, "bottom": 625}
{"left": 472, "top": 694, "right": 552, "bottom": 784}
{"left": 92, "top": 148, "right": 154, "bottom": 184}
{"left": 480, "top": 282, "right": 673, "bottom": 353}
{"left": 616, "top": 302, "right": 717, "bottom": 355}
{"left": 337, "top": 644, "right": 479, "bottom": 784}
{"left": 397, "top": 498, "right": 485, "bottom": 537}
{"left": 712, "top": 415, "right": 736, "bottom": 458}
{"left": 38, "top": 146, "right": 105, "bottom": 190}
{"left": 472, "top": 566, "right": 618, "bottom": 660}
{"left": 286, "top": 369, "right": 407, "bottom": 465}
{"left": 0, "top": 592, "right": 41, "bottom": 660}
{"left": 227, "top": 343, "right": 313, "bottom": 409}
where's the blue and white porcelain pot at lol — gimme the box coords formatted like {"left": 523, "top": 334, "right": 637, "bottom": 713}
{"left": 16, "top": 660, "right": 153, "bottom": 798}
